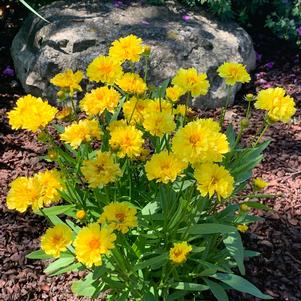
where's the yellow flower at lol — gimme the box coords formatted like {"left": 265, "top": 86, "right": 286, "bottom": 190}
{"left": 74, "top": 223, "right": 116, "bottom": 267}
{"left": 107, "top": 119, "right": 128, "bottom": 133}
{"left": 217, "top": 62, "right": 251, "bottom": 85}
{"left": 143, "top": 111, "right": 176, "bottom": 138}
{"left": 50, "top": 69, "right": 83, "bottom": 93}
{"left": 86, "top": 55, "right": 123, "bottom": 84}
{"left": 80, "top": 86, "right": 121, "bottom": 116}
{"left": 99, "top": 202, "right": 138, "bottom": 234}
{"left": 60, "top": 119, "right": 102, "bottom": 149}
{"left": 7, "top": 95, "right": 57, "bottom": 132}
{"left": 56, "top": 107, "right": 72, "bottom": 120}
{"left": 109, "top": 124, "right": 144, "bottom": 158}
{"left": 169, "top": 242, "right": 192, "bottom": 264}
{"left": 254, "top": 87, "right": 296, "bottom": 123}
{"left": 237, "top": 224, "right": 249, "bottom": 233}
{"left": 109, "top": 34, "right": 143, "bottom": 63}
{"left": 123, "top": 97, "right": 149, "bottom": 124}
{"left": 35, "top": 169, "right": 63, "bottom": 206}
{"left": 76, "top": 210, "right": 86, "bottom": 220}
{"left": 6, "top": 176, "right": 43, "bottom": 213}
{"left": 166, "top": 85, "right": 185, "bottom": 102}
{"left": 174, "top": 104, "right": 193, "bottom": 116}
{"left": 194, "top": 163, "right": 234, "bottom": 200}
{"left": 81, "top": 151, "right": 121, "bottom": 188}
{"left": 172, "top": 119, "right": 229, "bottom": 164}
{"left": 41, "top": 224, "right": 72, "bottom": 258}
{"left": 116, "top": 73, "right": 147, "bottom": 95}
{"left": 145, "top": 151, "right": 187, "bottom": 184}
{"left": 172, "top": 68, "right": 209, "bottom": 97}
{"left": 253, "top": 177, "right": 269, "bottom": 190}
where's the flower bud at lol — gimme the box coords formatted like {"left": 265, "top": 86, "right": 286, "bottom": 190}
{"left": 240, "top": 204, "right": 250, "bottom": 212}
{"left": 76, "top": 210, "right": 86, "bottom": 220}
{"left": 142, "top": 45, "right": 151, "bottom": 56}
{"left": 240, "top": 118, "right": 249, "bottom": 128}
{"left": 245, "top": 93, "right": 255, "bottom": 102}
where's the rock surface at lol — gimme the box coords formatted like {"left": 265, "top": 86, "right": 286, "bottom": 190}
{"left": 11, "top": 0, "right": 256, "bottom": 108}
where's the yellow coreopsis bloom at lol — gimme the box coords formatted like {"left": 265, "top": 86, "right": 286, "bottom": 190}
{"left": 143, "top": 98, "right": 173, "bottom": 114}
{"left": 255, "top": 87, "right": 296, "bottom": 123}
{"left": 109, "top": 124, "right": 144, "bottom": 158}
{"left": 169, "top": 242, "right": 192, "bottom": 264}
{"left": 145, "top": 151, "right": 187, "bottom": 184}
{"left": 143, "top": 111, "right": 176, "bottom": 138}
{"left": 109, "top": 34, "right": 144, "bottom": 63}
{"left": 6, "top": 176, "right": 43, "bottom": 213}
{"left": 116, "top": 73, "right": 147, "bottom": 95}
{"left": 60, "top": 119, "right": 102, "bottom": 149}
{"left": 172, "top": 68, "right": 209, "bottom": 97}
{"left": 76, "top": 210, "right": 86, "bottom": 220}
{"left": 86, "top": 55, "right": 123, "bottom": 84}
{"left": 50, "top": 69, "right": 83, "bottom": 93}
{"left": 74, "top": 223, "right": 116, "bottom": 267}
{"left": 253, "top": 177, "right": 269, "bottom": 190}
{"left": 123, "top": 97, "right": 149, "bottom": 124}
{"left": 237, "top": 224, "right": 249, "bottom": 233}
{"left": 35, "top": 169, "right": 63, "bottom": 206}
{"left": 80, "top": 86, "right": 121, "bottom": 116}
{"left": 8, "top": 95, "right": 57, "bottom": 132}
{"left": 81, "top": 151, "right": 122, "bottom": 188}
{"left": 172, "top": 119, "right": 229, "bottom": 164}
{"left": 217, "top": 62, "right": 251, "bottom": 85}
{"left": 107, "top": 119, "right": 128, "bottom": 133}
{"left": 56, "top": 107, "right": 72, "bottom": 120}
{"left": 99, "top": 202, "right": 138, "bottom": 234}
{"left": 166, "top": 85, "right": 185, "bottom": 102}
{"left": 41, "top": 224, "right": 72, "bottom": 258}
{"left": 194, "top": 163, "right": 234, "bottom": 200}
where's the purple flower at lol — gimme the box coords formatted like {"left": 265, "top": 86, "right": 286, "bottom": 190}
{"left": 2, "top": 66, "right": 15, "bottom": 77}
{"left": 297, "top": 26, "right": 301, "bottom": 37}
{"left": 264, "top": 62, "right": 274, "bottom": 69}
{"left": 182, "top": 15, "right": 191, "bottom": 22}
{"left": 256, "top": 52, "right": 262, "bottom": 62}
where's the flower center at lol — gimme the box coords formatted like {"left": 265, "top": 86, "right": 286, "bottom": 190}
{"left": 89, "top": 239, "right": 100, "bottom": 250}
{"left": 189, "top": 134, "right": 200, "bottom": 146}
{"left": 116, "top": 212, "right": 125, "bottom": 222}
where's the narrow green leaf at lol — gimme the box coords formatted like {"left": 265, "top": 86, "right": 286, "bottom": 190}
{"left": 244, "top": 250, "right": 260, "bottom": 257}
{"left": 243, "top": 201, "right": 270, "bottom": 210}
{"left": 166, "top": 291, "right": 188, "bottom": 301}
{"left": 71, "top": 279, "right": 98, "bottom": 297}
{"left": 38, "top": 205, "right": 75, "bottom": 216}
{"left": 212, "top": 273, "right": 273, "bottom": 299}
{"left": 26, "top": 249, "right": 52, "bottom": 260}
{"left": 44, "top": 257, "right": 74, "bottom": 274}
{"left": 19, "top": 0, "right": 50, "bottom": 23}
{"left": 134, "top": 253, "right": 168, "bottom": 271}
{"left": 225, "top": 124, "right": 236, "bottom": 149}
{"left": 223, "top": 232, "right": 245, "bottom": 275}
{"left": 50, "top": 262, "right": 82, "bottom": 276}
{"left": 143, "top": 292, "right": 159, "bottom": 301}
{"left": 181, "top": 223, "right": 237, "bottom": 235}
{"left": 171, "top": 282, "right": 208, "bottom": 291}
{"left": 204, "top": 278, "right": 229, "bottom": 301}
{"left": 110, "top": 95, "right": 126, "bottom": 122}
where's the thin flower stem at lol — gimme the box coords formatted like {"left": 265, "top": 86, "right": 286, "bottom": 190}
{"left": 220, "top": 86, "right": 232, "bottom": 127}
{"left": 253, "top": 123, "right": 269, "bottom": 147}
{"left": 183, "top": 93, "right": 191, "bottom": 125}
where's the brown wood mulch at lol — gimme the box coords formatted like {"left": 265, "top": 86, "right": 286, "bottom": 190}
{"left": 0, "top": 2, "right": 300, "bottom": 301}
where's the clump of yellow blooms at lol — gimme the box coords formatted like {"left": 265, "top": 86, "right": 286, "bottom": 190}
{"left": 81, "top": 151, "right": 121, "bottom": 188}
{"left": 109, "top": 124, "right": 144, "bottom": 158}
{"left": 172, "top": 119, "right": 229, "bottom": 164}
{"left": 194, "top": 163, "right": 234, "bottom": 200}
{"left": 80, "top": 86, "right": 121, "bottom": 116}
{"left": 172, "top": 68, "right": 210, "bottom": 97}
{"left": 109, "top": 34, "right": 143, "bottom": 63}
{"left": 50, "top": 69, "right": 83, "bottom": 94}
{"left": 60, "top": 119, "right": 102, "bottom": 149}
{"left": 86, "top": 55, "right": 123, "bottom": 84}
{"left": 8, "top": 95, "right": 57, "bottom": 132}
{"left": 169, "top": 242, "right": 192, "bottom": 264}
{"left": 143, "top": 111, "right": 176, "bottom": 138}
{"left": 253, "top": 177, "right": 269, "bottom": 190}
{"left": 255, "top": 87, "right": 296, "bottom": 123}
{"left": 74, "top": 223, "right": 116, "bottom": 267}
{"left": 145, "top": 151, "right": 187, "bottom": 184}
{"left": 165, "top": 85, "right": 185, "bottom": 102}
{"left": 99, "top": 202, "right": 137, "bottom": 234}
{"left": 41, "top": 224, "right": 72, "bottom": 258}
{"left": 217, "top": 62, "right": 251, "bottom": 85}
{"left": 116, "top": 72, "right": 147, "bottom": 95}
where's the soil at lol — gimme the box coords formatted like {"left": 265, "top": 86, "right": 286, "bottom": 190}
{"left": 0, "top": 2, "right": 300, "bottom": 301}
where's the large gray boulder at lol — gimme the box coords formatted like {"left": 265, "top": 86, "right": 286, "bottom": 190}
{"left": 11, "top": 0, "right": 256, "bottom": 108}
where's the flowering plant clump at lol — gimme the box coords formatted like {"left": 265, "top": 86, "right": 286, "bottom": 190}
{"left": 6, "top": 34, "right": 296, "bottom": 300}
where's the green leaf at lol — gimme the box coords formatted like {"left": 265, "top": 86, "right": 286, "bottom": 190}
{"left": 204, "top": 278, "right": 229, "bottom": 301}
{"left": 181, "top": 223, "right": 237, "bottom": 235}
{"left": 110, "top": 95, "right": 126, "bottom": 122}
{"left": 26, "top": 250, "right": 52, "bottom": 260}
{"left": 212, "top": 273, "right": 273, "bottom": 299}
{"left": 50, "top": 262, "right": 82, "bottom": 276}
{"left": 72, "top": 279, "right": 98, "bottom": 297}
{"left": 244, "top": 250, "right": 260, "bottom": 257}
{"left": 171, "top": 282, "right": 208, "bottom": 291}
{"left": 166, "top": 291, "right": 188, "bottom": 301}
{"left": 243, "top": 201, "right": 270, "bottom": 210}
{"left": 143, "top": 292, "right": 159, "bottom": 301}
{"left": 223, "top": 232, "right": 245, "bottom": 275}
{"left": 134, "top": 253, "right": 168, "bottom": 271}
{"left": 37, "top": 205, "right": 75, "bottom": 216}
{"left": 141, "top": 201, "right": 160, "bottom": 215}
{"left": 44, "top": 257, "right": 74, "bottom": 275}
{"left": 19, "top": 0, "right": 50, "bottom": 23}
{"left": 225, "top": 124, "right": 236, "bottom": 150}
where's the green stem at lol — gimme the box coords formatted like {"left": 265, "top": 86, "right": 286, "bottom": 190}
{"left": 183, "top": 93, "right": 191, "bottom": 126}
{"left": 220, "top": 86, "right": 232, "bottom": 127}
{"left": 246, "top": 101, "right": 251, "bottom": 119}
{"left": 69, "top": 96, "right": 78, "bottom": 120}
{"left": 253, "top": 123, "right": 269, "bottom": 147}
